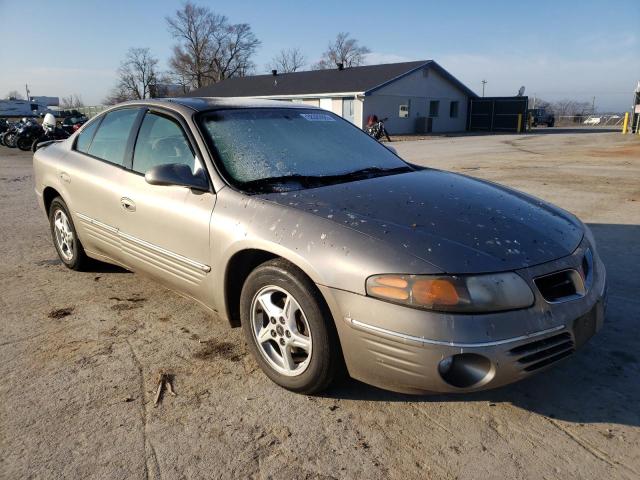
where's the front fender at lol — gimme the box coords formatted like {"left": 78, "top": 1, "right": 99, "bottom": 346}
{"left": 210, "top": 188, "right": 436, "bottom": 320}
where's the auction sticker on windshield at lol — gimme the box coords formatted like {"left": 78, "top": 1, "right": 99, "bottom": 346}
{"left": 300, "top": 113, "right": 335, "bottom": 121}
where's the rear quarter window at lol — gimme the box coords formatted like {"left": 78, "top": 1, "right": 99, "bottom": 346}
{"left": 75, "top": 119, "right": 100, "bottom": 153}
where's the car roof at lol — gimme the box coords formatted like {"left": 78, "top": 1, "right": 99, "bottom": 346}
{"left": 119, "top": 96, "right": 318, "bottom": 113}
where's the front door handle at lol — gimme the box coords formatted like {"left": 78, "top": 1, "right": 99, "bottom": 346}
{"left": 120, "top": 197, "right": 136, "bottom": 212}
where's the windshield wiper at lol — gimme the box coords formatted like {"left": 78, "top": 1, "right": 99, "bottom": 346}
{"left": 328, "top": 166, "right": 413, "bottom": 180}
{"left": 242, "top": 165, "right": 413, "bottom": 193}
{"left": 241, "top": 174, "right": 326, "bottom": 193}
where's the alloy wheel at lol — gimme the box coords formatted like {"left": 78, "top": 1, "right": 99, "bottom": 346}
{"left": 250, "top": 285, "right": 312, "bottom": 376}
{"left": 53, "top": 209, "right": 75, "bottom": 261}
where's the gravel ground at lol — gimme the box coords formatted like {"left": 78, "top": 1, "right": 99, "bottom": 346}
{"left": 1, "top": 129, "right": 639, "bottom": 480}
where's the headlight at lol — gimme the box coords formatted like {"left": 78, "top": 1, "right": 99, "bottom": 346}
{"left": 366, "top": 273, "right": 534, "bottom": 313}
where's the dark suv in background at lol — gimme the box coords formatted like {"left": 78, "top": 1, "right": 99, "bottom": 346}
{"left": 529, "top": 108, "right": 555, "bottom": 127}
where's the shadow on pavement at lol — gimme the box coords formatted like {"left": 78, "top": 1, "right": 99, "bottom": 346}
{"left": 324, "top": 223, "right": 640, "bottom": 427}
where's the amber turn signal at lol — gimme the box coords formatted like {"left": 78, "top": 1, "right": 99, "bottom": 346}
{"left": 412, "top": 279, "right": 459, "bottom": 305}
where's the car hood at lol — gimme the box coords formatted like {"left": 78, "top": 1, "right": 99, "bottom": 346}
{"left": 261, "top": 169, "right": 583, "bottom": 273}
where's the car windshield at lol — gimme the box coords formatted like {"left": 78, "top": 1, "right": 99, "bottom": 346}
{"left": 199, "top": 108, "right": 411, "bottom": 192}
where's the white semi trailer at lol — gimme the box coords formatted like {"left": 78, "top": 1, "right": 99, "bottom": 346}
{"left": 0, "top": 97, "right": 58, "bottom": 117}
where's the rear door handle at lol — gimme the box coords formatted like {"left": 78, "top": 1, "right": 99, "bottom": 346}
{"left": 120, "top": 197, "right": 136, "bottom": 212}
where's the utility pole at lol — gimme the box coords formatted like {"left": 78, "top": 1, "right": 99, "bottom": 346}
{"left": 592, "top": 96, "right": 596, "bottom": 114}
{"left": 481, "top": 79, "right": 487, "bottom": 97}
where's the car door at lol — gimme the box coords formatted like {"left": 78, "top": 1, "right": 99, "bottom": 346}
{"left": 64, "top": 107, "right": 143, "bottom": 264}
{"left": 118, "top": 109, "right": 216, "bottom": 303}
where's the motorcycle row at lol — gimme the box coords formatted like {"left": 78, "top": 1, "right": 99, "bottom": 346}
{"left": 0, "top": 113, "right": 87, "bottom": 152}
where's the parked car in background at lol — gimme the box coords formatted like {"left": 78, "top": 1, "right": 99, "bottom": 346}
{"left": 33, "top": 98, "right": 606, "bottom": 395}
{"left": 61, "top": 114, "right": 88, "bottom": 134}
{"left": 529, "top": 107, "right": 555, "bottom": 127}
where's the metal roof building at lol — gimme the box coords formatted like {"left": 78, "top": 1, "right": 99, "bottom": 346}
{"left": 187, "top": 60, "right": 477, "bottom": 134}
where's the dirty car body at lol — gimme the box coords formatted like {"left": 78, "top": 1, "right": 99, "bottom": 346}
{"left": 33, "top": 97, "right": 606, "bottom": 394}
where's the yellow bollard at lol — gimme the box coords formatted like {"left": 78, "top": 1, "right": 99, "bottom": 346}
{"left": 622, "top": 112, "right": 629, "bottom": 134}
{"left": 517, "top": 113, "right": 523, "bottom": 133}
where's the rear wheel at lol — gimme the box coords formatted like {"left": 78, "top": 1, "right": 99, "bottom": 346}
{"left": 240, "top": 258, "right": 342, "bottom": 393}
{"left": 48, "top": 197, "right": 89, "bottom": 270}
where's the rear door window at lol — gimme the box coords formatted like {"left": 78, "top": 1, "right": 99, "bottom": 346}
{"left": 87, "top": 109, "right": 140, "bottom": 166}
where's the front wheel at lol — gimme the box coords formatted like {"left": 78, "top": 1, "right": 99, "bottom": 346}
{"left": 17, "top": 136, "right": 33, "bottom": 151}
{"left": 240, "top": 258, "right": 342, "bottom": 394}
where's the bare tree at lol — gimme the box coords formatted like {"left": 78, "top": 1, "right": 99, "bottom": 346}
{"left": 166, "top": 2, "right": 260, "bottom": 89}
{"left": 550, "top": 99, "right": 591, "bottom": 117}
{"left": 103, "top": 85, "right": 131, "bottom": 106}
{"left": 60, "top": 94, "right": 84, "bottom": 109}
{"left": 313, "top": 32, "right": 370, "bottom": 70}
{"left": 267, "top": 48, "right": 306, "bottom": 73}
{"left": 104, "top": 48, "right": 159, "bottom": 104}
{"left": 5, "top": 90, "right": 24, "bottom": 100}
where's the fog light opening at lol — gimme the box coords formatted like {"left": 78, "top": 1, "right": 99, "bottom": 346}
{"left": 438, "top": 353, "right": 494, "bottom": 388}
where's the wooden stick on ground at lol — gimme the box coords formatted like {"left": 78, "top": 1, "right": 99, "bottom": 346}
{"left": 153, "top": 373, "right": 165, "bottom": 408}
{"left": 153, "top": 372, "right": 176, "bottom": 407}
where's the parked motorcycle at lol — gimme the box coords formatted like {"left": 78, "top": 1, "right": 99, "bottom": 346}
{"left": 1, "top": 118, "right": 29, "bottom": 148}
{"left": 31, "top": 113, "right": 70, "bottom": 152}
{"left": 15, "top": 119, "right": 44, "bottom": 151}
{"left": 365, "top": 116, "right": 391, "bottom": 142}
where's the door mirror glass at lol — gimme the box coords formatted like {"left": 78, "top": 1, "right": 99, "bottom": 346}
{"left": 145, "top": 163, "right": 209, "bottom": 191}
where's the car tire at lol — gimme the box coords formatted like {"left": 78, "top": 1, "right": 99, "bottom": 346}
{"left": 240, "top": 258, "right": 342, "bottom": 394}
{"left": 48, "top": 197, "right": 89, "bottom": 271}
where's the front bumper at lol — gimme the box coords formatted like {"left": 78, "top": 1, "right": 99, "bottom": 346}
{"left": 321, "top": 240, "right": 607, "bottom": 394}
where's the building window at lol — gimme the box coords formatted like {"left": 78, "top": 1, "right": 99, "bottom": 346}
{"left": 450, "top": 101, "right": 459, "bottom": 118}
{"left": 429, "top": 100, "right": 440, "bottom": 117}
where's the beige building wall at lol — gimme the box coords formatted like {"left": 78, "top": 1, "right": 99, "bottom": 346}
{"left": 331, "top": 98, "right": 343, "bottom": 116}
{"left": 354, "top": 97, "right": 364, "bottom": 128}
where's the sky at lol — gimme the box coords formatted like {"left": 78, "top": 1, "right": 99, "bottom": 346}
{"left": 0, "top": 0, "right": 638, "bottom": 112}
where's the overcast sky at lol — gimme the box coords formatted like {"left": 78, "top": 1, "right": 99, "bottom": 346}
{"left": 1, "top": 0, "right": 638, "bottom": 112}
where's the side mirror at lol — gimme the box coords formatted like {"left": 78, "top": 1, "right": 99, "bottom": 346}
{"left": 145, "top": 163, "right": 209, "bottom": 191}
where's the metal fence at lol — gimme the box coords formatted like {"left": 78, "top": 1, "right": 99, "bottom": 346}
{"left": 554, "top": 115, "right": 625, "bottom": 127}
{"left": 73, "top": 105, "right": 107, "bottom": 118}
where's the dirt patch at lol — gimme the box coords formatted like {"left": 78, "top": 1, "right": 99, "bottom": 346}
{"left": 193, "top": 338, "right": 245, "bottom": 362}
{"left": 109, "top": 296, "right": 146, "bottom": 303}
{"left": 35, "top": 259, "right": 62, "bottom": 267}
{"left": 48, "top": 307, "right": 74, "bottom": 319}
{"left": 110, "top": 303, "right": 143, "bottom": 312}
{"left": 589, "top": 144, "right": 640, "bottom": 157}
{"left": 109, "top": 296, "right": 147, "bottom": 311}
